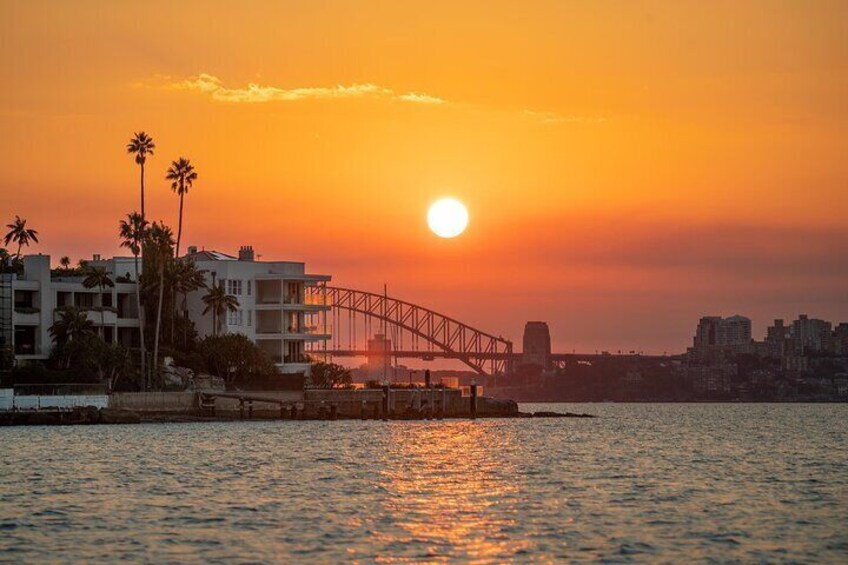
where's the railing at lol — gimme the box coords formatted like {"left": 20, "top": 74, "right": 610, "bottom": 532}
{"left": 283, "top": 354, "right": 311, "bottom": 364}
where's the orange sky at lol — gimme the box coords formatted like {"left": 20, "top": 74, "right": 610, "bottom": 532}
{"left": 1, "top": 0, "right": 847, "bottom": 353}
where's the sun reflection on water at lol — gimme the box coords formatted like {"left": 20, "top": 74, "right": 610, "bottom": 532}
{"left": 366, "top": 422, "right": 531, "bottom": 563}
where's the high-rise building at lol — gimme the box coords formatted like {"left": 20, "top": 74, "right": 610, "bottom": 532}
{"left": 833, "top": 323, "right": 848, "bottom": 356}
{"left": 765, "top": 319, "right": 790, "bottom": 357}
{"left": 718, "top": 315, "right": 752, "bottom": 346}
{"left": 790, "top": 315, "right": 832, "bottom": 353}
{"left": 693, "top": 315, "right": 751, "bottom": 350}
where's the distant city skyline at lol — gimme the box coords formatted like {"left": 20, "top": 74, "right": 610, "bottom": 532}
{"left": 2, "top": 1, "right": 847, "bottom": 353}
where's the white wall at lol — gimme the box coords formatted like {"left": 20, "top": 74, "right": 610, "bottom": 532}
{"left": 9, "top": 394, "right": 109, "bottom": 410}
{"left": 0, "top": 389, "right": 12, "bottom": 411}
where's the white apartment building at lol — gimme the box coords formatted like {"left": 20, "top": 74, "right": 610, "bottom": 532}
{"left": 5, "top": 254, "right": 143, "bottom": 362}
{"left": 1, "top": 248, "right": 332, "bottom": 377}
{"left": 184, "top": 246, "right": 331, "bottom": 374}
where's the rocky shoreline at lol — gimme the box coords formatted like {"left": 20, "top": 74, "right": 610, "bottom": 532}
{"left": 0, "top": 406, "right": 595, "bottom": 426}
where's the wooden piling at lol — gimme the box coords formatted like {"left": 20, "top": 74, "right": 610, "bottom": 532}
{"left": 329, "top": 404, "right": 338, "bottom": 420}
{"left": 247, "top": 400, "right": 254, "bottom": 420}
{"left": 239, "top": 399, "right": 245, "bottom": 420}
{"left": 382, "top": 384, "right": 390, "bottom": 421}
{"left": 470, "top": 381, "right": 478, "bottom": 420}
{"left": 361, "top": 400, "right": 368, "bottom": 420}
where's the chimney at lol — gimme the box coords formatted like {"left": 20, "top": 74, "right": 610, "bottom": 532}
{"left": 187, "top": 245, "right": 198, "bottom": 255}
{"left": 239, "top": 245, "right": 255, "bottom": 262}
{"left": 92, "top": 254, "right": 101, "bottom": 261}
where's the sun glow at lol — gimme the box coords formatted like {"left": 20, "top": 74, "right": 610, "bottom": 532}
{"left": 427, "top": 198, "right": 469, "bottom": 238}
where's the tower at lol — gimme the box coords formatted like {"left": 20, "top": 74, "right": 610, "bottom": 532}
{"left": 522, "top": 321, "right": 551, "bottom": 368}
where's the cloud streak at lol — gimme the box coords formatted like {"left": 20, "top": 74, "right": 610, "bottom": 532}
{"left": 153, "top": 73, "right": 446, "bottom": 105}
{"left": 137, "top": 73, "right": 606, "bottom": 125}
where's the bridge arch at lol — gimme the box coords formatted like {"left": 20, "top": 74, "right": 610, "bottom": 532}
{"left": 306, "top": 286, "right": 513, "bottom": 375}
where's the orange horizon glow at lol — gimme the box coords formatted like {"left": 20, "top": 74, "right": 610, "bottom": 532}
{"left": 1, "top": 1, "right": 847, "bottom": 353}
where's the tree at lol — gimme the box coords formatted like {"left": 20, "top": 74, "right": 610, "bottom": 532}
{"left": 126, "top": 132, "right": 156, "bottom": 219}
{"left": 310, "top": 361, "right": 353, "bottom": 389}
{"left": 59, "top": 256, "right": 71, "bottom": 270}
{"left": 119, "top": 212, "right": 149, "bottom": 382}
{"left": 49, "top": 307, "right": 96, "bottom": 367}
{"left": 143, "top": 222, "right": 175, "bottom": 387}
{"left": 198, "top": 333, "right": 277, "bottom": 387}
{"left": 165, "top": 157, "right": 197, "bottom": 258}
{"left": 170, "top": 258, "right": 207, "bottom": 346}
{"left": 49, "top": 333, "right": 135, "bottom": 391}
{"left": 81, "top": 265, "right": 115, "bottom": 338}
{"left": 201, "top": 283, "right": 239, "bottom": 337}
{"left": 4, "top": 216, "right": 39, "bottom": 259}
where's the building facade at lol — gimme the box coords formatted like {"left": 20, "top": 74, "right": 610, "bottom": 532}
{"left": 692, "top": 315, "right": 752, "bottom": 353}
{"left": 790, "top": 314, "right": 832, "bottom": 354}
{"left": 184, "top": 246, "right": 331, "bottom": 374}
{"left": 8, "top": 254, "right": 142, "bottom": 362}
{"left": 5, "top": 249, "right": 332, "bottom": 377}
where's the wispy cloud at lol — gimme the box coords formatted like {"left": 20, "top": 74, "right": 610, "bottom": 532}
{"left": 136, "top": 73, "right": 606, "bottom": 124}
{"left": 143, "top": 73, "right": 446, "bottom": 105}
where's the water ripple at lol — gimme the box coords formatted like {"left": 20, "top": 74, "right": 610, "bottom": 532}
{"left": 0, "top": 403, "right": 846, "bottom": 563}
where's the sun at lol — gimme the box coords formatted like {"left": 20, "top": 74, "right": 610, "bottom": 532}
{"left": 427, "top": 198, "right": 469, "bottom": 238}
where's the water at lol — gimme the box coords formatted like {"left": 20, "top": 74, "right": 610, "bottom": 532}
{"left": 1, "top": 404, "right": 846, "bottom": 563}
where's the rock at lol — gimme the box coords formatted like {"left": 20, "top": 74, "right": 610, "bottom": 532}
{"left": 479, "top": 398, "right": 519, "bottom": 416}
{"left": 98, "top": 408, "right": 141, "bottom": 424}
{"left": 533, "top": 411, "right": 596, "bottom": 418}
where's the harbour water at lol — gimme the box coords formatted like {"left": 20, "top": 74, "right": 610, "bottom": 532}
{"left": 1, "top": 403, "right": 846, "bottom": 563}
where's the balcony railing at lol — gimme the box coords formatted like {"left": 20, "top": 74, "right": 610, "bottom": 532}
{"left": 283, "top": 353, "right": 312, "bottom": 364}
{"left": 285, "top": 324, "right": 331, "bottom": 335}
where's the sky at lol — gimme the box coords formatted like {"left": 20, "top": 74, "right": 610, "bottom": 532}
{"left": 1, "top": 0, "right": 847, "bottom": 354}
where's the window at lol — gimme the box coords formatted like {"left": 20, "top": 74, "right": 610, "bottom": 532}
{"left": 227, "top": 279, "right": 243, "bottom": 296}
{"left": 247, "top": 310, "right": 252, "bottom": 327}
{"left": 247, "top": 280, "right": 252, "bottom": 296}
{"left": 227, "top": 309, "right": 243, "bottom": 326}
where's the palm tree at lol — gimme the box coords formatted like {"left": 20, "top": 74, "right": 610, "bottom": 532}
{"left": 4, "top": 216, "right": 39, "bottom": 259}
{"left": 49, "top": 307, "right": 95, "bottom": 344}
{"left": 82, "top": 265, "right": 115, "bottom": 339}
{"left": 171, "top": 259, "right": 207, "bottom": 346}
{"left": 201, "top": 284, "right": 239, "bottom": 337}
{"left": 119, "top": 212, "right": 149, "bottom": 382}
{"left": 59, "top": 256, "right": 71, "bottom": 269}
{"left": 144, "top": 222, "right": 175, "bottom": 385}
{"left": 127, "top": 132, "right": 156, "bottom": 219}
{"left": 165, "top": 157, "right": 197, "bottom": 258}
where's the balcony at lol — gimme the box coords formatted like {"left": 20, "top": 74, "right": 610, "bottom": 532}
{"left": 54, "top": 307, "right": 119, "bottom": 326}
{"left": 283, "top": 324, "right": 331, "bottom": 340}
{"left": 13, "top": 306, "right": 40, "bottom": 325}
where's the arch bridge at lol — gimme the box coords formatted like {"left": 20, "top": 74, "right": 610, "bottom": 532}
{"left": 305, "top": 286, "right": 514, "bottom": 376}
